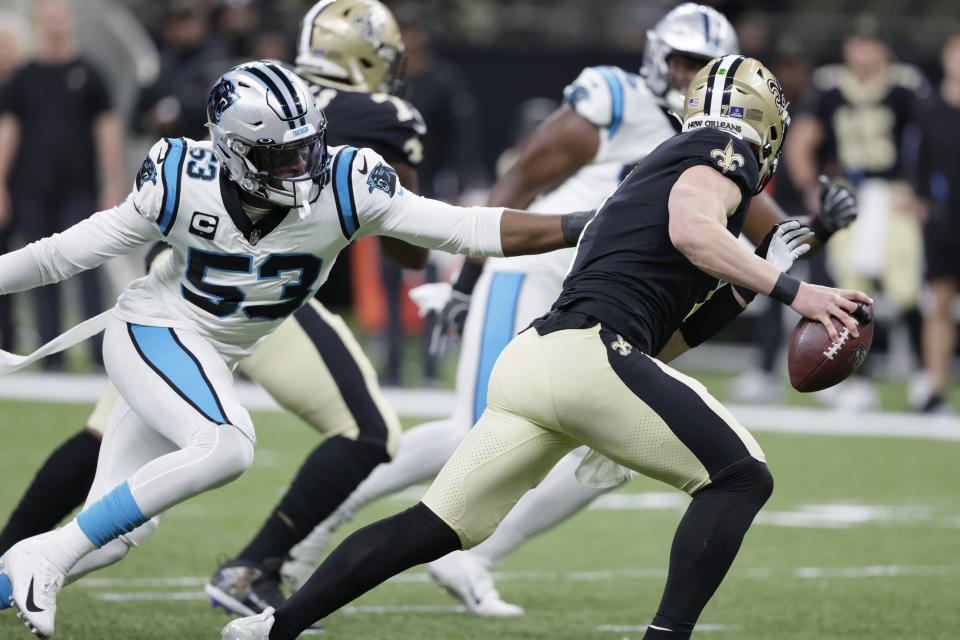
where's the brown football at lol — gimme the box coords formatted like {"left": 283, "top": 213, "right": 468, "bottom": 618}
{"left": 788, "top": 304, "right": 874, "bottom": 392}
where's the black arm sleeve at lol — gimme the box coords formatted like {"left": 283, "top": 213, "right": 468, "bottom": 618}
{"left": 678, "top": 284, "right": 747, "bottom": 348}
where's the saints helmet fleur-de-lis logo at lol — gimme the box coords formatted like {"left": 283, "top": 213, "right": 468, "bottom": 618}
{"left": 611, "top": 335, "right": 632, "bottom": 356}
{"left": 711, "top": 140, "right": 744, "bottom": 175}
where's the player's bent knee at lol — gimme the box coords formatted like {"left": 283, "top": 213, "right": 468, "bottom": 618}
{"left": 705, "top": 458, "right": 774, "bottom": 506}
{"left": 189, "top": 423, "right": 255, "bottom": 488}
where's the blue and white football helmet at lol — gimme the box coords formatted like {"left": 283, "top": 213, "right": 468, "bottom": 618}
{"left": 206, "top": 61, "right": 328, "bottom": 208}
{"left": 640, "top": 3, "right": 739, "bottom": 112}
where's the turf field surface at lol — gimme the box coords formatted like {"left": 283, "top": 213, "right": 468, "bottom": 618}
{"left": 1, "top": 399, "right": 959, "bottom": 639}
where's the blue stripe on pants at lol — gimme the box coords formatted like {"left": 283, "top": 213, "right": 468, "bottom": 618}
{"left": 128, "top": 324, "right": 228, "bottom": 424}
{"left": 473, "top": 272, "right": 525, "bottom": 423}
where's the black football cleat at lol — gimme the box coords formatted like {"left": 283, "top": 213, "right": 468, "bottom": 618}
{"left": 205, "top": 557, "right": 324, "bottom": 634}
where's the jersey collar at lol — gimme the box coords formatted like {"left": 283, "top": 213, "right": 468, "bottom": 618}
{"left": 220, "top": 176, "right": 292, "bottom": 246}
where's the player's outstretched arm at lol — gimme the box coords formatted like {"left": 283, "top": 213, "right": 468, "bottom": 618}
{"left": 421, "top": 104, "right": 600, "bottom": 349}
{"left": 0, "top": 203, "right": 160, "bottom": 296}
{"left": 657, "top": 221, "right": 814, "bottom": 363}
{"left": 378, "top": 161, "right": 429, "bottom": 269}
{"left": 668, "top": 165, "right": 870, "bottom": 341}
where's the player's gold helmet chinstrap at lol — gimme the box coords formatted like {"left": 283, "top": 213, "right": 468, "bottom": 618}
{"left": 682, "top": 55, "right": 790, "bottom": 194}
{"left": 296, "top": 0, "right": 405, "bottom": 95}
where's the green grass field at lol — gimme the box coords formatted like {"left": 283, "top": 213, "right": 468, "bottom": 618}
{"left": 1, "top": 399, "right": 959, "bottom": 639}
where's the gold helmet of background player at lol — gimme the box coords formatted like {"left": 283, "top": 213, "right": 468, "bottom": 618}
{"left": 296, "top": 0, "right": 405, "bottom": 95}
{"left": 682, "top": 55, "right": 790, "bottom": 194}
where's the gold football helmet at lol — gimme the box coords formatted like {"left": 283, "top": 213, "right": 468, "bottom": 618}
{"left": 682, "top": 55, "right": 790, "bottom": 193}
{"left": 296, "top": 0, "right": 405, "bottom": 95}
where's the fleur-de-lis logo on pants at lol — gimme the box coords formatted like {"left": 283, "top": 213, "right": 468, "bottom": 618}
{"left": 710, "top": 140, "right": 744, "bottom": 174}
{"left": 610, "top": 335, "right": 632, "bottom": 356}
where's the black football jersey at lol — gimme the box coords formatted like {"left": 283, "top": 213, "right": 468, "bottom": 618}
{"left": 550, "top": 127, "right": 759, "bottom": 356}
{"left": 309, "top": 85, "right": 427, "bottom": 168}
{"left": 806, "top": 64, "right": 929, "bottom": 180}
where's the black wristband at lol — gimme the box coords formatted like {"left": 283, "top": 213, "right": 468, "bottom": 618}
{"left": 811, "top": 216, "right": 832, "bottom": 242}
{"left": 770, "top": 272, "right": 801, "bottom": 305}
{"left": 560, "top": 209, "right": 596, "bottom": 246}
{"left": 452, "top": 259, "right": 484, "bottom": 295}
{"left": 678, "top": 284, "right": 748, "bottom": 348}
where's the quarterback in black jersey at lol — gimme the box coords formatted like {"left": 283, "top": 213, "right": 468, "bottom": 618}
{"left": 223, "top": 57, "right": 871, "bottom": 640}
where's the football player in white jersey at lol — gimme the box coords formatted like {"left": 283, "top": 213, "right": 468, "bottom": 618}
{"left": 0, "top": 2, "right": 426, "bottom": 630}
{"left": 279, "top": 2, "right": 859, "bottom": 617}
{"left": 0, "top": 61, "right": 583, "bottom": 639}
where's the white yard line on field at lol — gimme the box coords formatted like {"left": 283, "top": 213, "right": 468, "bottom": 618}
{"left": 596, "top": 624, "right": 740, "bottom": 633}
{"left": 84, "top": 564, "right": 960, "bottom": 603}
{"left": 3, "top": 372, "right": 960, "bottom": 441}
{"left": 341, "top": 604, "right": 465, "bottom": 614}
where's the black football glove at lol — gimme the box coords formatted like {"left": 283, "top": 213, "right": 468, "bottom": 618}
{"left": 812, "top": 175, "right": 857, "bottom": 241}
{"left": 428, "top": 289, "right": 472, "bottom": 355}
{"left": 425, "top": 260, "right": 484, "bottom": 355}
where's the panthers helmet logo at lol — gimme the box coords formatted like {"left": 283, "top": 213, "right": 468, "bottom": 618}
{"left": 208, "top": 77, "right": 237, "bottom": 124}
{"left": 367, "top": 162, "right": 399, "bottom": 197}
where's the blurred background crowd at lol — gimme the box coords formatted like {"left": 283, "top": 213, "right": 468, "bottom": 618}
{"left": 0, "top": 0, "right": 958, "bottom": 413}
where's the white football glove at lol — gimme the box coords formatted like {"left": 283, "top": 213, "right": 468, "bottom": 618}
{"left": 761, "top": 219, "right": 813, "bottom": 272}
{"left": 733, "top": 220, "right": 812, "bottom": 304}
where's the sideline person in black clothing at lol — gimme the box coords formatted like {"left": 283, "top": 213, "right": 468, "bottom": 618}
{"left": 223, "top": 56, "right": 871, "bottom": 640}
{"left": 915, "top": 34, "right": 960, "bottom": 413}
{"left": 0, "top": 0, "right": 125, "bottom": 369}
{"left": 0, "top": 16, "right": 29, "bottom": 352}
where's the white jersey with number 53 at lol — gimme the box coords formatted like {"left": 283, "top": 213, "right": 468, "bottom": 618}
{"left": 0, "top": 139, "right": 505, "bottom": 365}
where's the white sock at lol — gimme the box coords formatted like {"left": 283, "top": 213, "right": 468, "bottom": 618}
{"left": 36, "top": 520, "right": 96, "bottom": 574}
{"left": 472, "top": 448, "right": 608, "bottom": 565}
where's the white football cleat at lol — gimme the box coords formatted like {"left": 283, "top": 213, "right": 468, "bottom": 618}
{"left": 221, "top": 606, "right": 275, "bottom": 640}
{"left": 427, "top": 551, "right": 524, "bottom": 618}
{"left": 3, "top": 539, "right": 65, "bottom": 639}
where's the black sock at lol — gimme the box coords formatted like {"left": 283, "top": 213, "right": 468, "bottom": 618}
{"left": 643, "top": 459, "right": 773, "bottom": 640}
{"left": 269, "top": 502, "right": 459, "bottom": 640}
{"left": 0, "top": 429, "right": 101, "bottom": 555}
{"left": 237, "top": 435, "right": 389, "bottom": 565}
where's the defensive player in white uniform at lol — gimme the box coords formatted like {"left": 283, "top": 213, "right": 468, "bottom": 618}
{"left": 280, "top": 3, "right": 859, "bottom": 617}
{"left": 0, "top": 4, "right": 426, "bottom": 631}
{"left": 0, "top": 61, "right": 582, "bottom": 639}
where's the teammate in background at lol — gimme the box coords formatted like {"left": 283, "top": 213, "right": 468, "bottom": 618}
{"left": 0, "top": 0, "right": 429, "bottom": 627}
{"left": 279, "top": 4, "right": 858, "bottom": 617}
{"left": 223, "top": 55, "right": 871, "bottom": 640}
{"left": 786, "top": 22, "right": 930, "bottom": 409}
{"left": 0, "top": 56, "right": 582, "bottom": 639}
{"left": 914, "top": 34, "right": 960, "bottom": 413}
